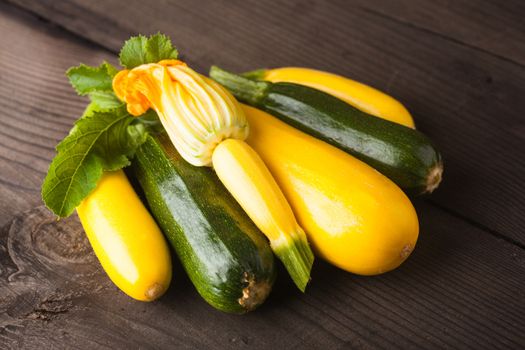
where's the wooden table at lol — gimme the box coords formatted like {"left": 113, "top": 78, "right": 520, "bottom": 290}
{"left": 1, "top": 1, "right": 524, "bottom": 348}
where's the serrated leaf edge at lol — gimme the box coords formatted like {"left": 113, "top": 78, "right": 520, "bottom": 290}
{"left": 42, "top": 111, "right": 133, "bottom": 217}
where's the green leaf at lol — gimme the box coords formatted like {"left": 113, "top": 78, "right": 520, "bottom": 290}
{"left": 145, "top": 33, "right": 179, "bottom": 64}
{"left": 119, "top": 35, "right": 148, "bottom": 69}
{"left": 42, "top": 106, "right": 147, "bottom": 217}
{"left": 80, "top": 101, "right": 101, "bottom": 118}
{"left": 89, "top": 91, "right": 123, "bottom": 110}
{"left": 66, "top": 62, "right": 118, "bottom": 95}
{"left": 119, "top": 33, "right": 178, "bottom": 69}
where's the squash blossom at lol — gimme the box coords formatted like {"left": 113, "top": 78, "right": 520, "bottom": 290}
{"left": 113, "top": 60, "right": 314, "bottom": 291}
{"left": 113, "top": 60, "right": 247, "bottom": 166}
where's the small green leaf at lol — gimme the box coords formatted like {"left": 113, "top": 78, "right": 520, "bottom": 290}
{"left": 119, "top": 33, "right": 178, "bottom": 69}
{"left": 89, "top": 91, "right": 123, "bottom": 110}
{"left": 145, "top": 33, "right": 179, "bottom": 64}
{"left": 67, "top": 62, "right": 118, "bottom": 95}
{"left": 42, "top": 106, "right": 147, "bottom": 217}
{"left": 119, "top": 35, "right": 148, "bottom": 69}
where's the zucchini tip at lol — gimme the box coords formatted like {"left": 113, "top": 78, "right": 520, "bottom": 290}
{"left": 238, "top": 272, "right": 272, "bottom": 312}
{"left": 145, "top": 282, "right": 166, "bottom": 301}
{"left": 425, "top": 162, "right": 443, "bottom": 194}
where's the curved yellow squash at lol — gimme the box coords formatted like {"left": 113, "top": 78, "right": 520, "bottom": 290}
{"left": 262, "top": 67, "right": 415, "bottom": 128}
{"left": 243, "top": 105, "right": 419, "bottom": 275}
{"left": 77, "top": 170, "right": 172, "bottom": 301}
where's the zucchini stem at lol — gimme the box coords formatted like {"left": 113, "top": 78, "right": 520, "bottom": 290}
{"left": 241, "top": 68, "right": 267, "bottom": 80}
{"left": 272, "top": 231, "right": 314, "bottom": 292}
{"left": 210, "top": 66, "right": 269, "bottom": 106}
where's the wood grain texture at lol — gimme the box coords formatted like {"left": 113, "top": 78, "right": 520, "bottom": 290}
{"left": 0, "top": 1, "right": 524, "bottom": 349}
{"left": 1, "top": 203, "right": 524, "bottom": 349}
{"left": 7, "top": 0, "right": 525, "bottom": 246}
{"left": 0, "top": 2, "right": 115, "bottom": 226}
{"left": 358, "top": 0, "right": 525, "bottom": 66}
{"left": 9, "top": 0, "right": 525, "bottom": 65}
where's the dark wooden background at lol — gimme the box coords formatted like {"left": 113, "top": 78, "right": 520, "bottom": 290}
{"left": 1, "top": 0, "right": 524, "bottom": 348}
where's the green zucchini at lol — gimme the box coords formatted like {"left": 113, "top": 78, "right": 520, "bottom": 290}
{"left": 210, "top": 66, "right": 443, "bottom": 195}
{"left": 132, "top": 134, "right": 275, "bottom": 313}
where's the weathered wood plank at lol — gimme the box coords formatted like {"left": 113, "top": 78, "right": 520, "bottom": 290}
{"left": 10, "top": 0, "right": 525, "bottom": 65}
{"left": 0, "top": 2, "right": 524, "bottom": 349}
{"left": 0, "top": 2, "right": 116, "bottom": 226}
{"left": 7, "top": 0, "right": 525, "bottom": 245}
{"left": 1, "top": 202, "right": 524, "bottom": 349}
{"left": 358, "top": 0, "right": 525, "bottom": 66}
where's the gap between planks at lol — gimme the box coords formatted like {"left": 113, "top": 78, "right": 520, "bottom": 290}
{"left": 361, "top": 6, "right": 525, "bottom": 70}
{"left": 426, "top": 200, "right": 525, "bottom": 250}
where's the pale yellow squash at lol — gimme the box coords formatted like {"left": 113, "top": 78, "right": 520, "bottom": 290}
{"left": 261, "top": 67, "right": 415, "bottom": 128}
{"left": 77, "top": 170, "right": 172, "bottom": 301}
{"left": 243, "top": 105, "right": 419, "bottom": 275}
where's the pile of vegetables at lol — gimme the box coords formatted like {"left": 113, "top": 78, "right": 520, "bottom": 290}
{"left": 42, "top": 34, "right": 442, "bottom": 313}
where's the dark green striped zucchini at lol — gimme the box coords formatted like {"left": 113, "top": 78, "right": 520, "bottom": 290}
{"left": 210, "top": 66, "right": 443, "bottom": 195}
{"left": 132, "top": 134, "right": 275, "bottom": 313}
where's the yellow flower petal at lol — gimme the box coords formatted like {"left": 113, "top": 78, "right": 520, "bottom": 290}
{"left": 113, "top": 61, "right": 247, "bottom": 166}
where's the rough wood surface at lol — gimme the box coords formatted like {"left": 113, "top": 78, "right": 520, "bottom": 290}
{"left": 7, "top": 0, "right": 525, "bottom": 246}
{"left": 9, "top": 0, "right": 525, "bottom": 66}
{"left": 358, "top": 0, "right": 525, "bottom": 66}
{"left": 0, "top": 1, "right": 524, "bottom": 349}
{"left": 1, "top": 204, "right": 524, "bottom": 349}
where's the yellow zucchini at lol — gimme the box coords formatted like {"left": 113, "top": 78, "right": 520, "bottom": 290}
{"left": 243, "top": 105, "right": 419, "bottom": 275}
{"left": 212, "top": 139, "right": 313, "bottom": 290}
{"left": 77, "top": 170, "right": 172, "bottom": 301}
{"left": 248, "top": 67, "right": 415, "bottom": 128}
